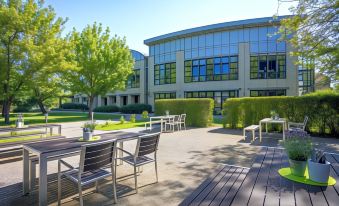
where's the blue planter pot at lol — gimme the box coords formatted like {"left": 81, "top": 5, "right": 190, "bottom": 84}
{"left": 308, "top": 160, "right": 330, "bottom": 183}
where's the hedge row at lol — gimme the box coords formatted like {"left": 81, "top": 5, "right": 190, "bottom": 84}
{"left": 60, "top": 103, "right": 88, "bottom": 110}
{"left": 222, "top": 91, "right": 339, "bottom": 136}
{"left": 155, "top": 98, "right": 214, "bottom": 127}
{"left": 93, "top": 104, "right": 152, "bottom": 114}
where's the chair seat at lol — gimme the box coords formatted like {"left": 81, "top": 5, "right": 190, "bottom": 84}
{"left": 63, "top": 168, "right": 112, "bottom": 186}
{"left": 122, "top": 155, "right": 155, "bottom": 166}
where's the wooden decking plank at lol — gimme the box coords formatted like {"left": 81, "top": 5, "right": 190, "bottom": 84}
{"left": 199, "top": 166, "right": 237, "bottom": 206}
{"left": 325, "top": 154, "right": 339, "bottom": 192}
{"left": 248, "top": 147, "right": 275, "bottom": 205}
{"left": 208, "top": 167, "right": 244, "bottom": 206}
{"left": 321, "top": 154, "right": 339, "bottom": 206}
{"left": 279, "top": 150, "right": 296, "bottom": 206}
{"left": 179, "top": 165, "right": 228, "bottom": 206}
{"left": 263, "top": 148, "right": 283, "bottom": 206}
{"left": 331, "top": 154, "right": 339, "bottom": 164}
{"left": 220, "top": 168, "right": 249, "bottom": 206}
{"left": 187, "top": 165, "right": 232, "bottom": 206}
{"left": 231, "top": 147, "right": 268, "bottom": 206}
{"left": 307, "top": 184, "right": 328, "bottom": 206}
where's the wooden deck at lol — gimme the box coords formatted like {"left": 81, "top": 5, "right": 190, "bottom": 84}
{"left": 180, "top": 147, "right": 339, "bottom": 206}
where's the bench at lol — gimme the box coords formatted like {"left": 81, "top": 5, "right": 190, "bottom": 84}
{"left": 243, "top": 125, "right": 259, "bottom": 142}
{"left": 144, "top": 120, "right": 163, "bottom": 130}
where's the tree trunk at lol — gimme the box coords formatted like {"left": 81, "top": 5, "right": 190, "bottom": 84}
{"left": 2, "top": 99, "right": 11, "bottom": 124}
{"left": 37, "top": 99, "right": 47, "bottom": 114}
{"left": 88, "top": 96, "right": 94, "bottom": 121}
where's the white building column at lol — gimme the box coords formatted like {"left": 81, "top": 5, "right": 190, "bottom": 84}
{"left": 97, "top": 95, "right": 102, "bottom": 107}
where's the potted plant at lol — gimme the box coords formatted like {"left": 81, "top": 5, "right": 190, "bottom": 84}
{"left": 16, "top": 113, "right": 24, "bottom": 128}
{"left": 308, "top": 149, "right": 330, "bottom": 183}
{"left": 282, "top": 130, "right": 312, "bottom": 177}
{"left": 165, "top": 110, "right": 169, "bottom": 117}
{"left": 82, "top": 122, "right": 96, "bottom": 141}
{"left": 270, "top": 110, "right": 279, "bottom": 120}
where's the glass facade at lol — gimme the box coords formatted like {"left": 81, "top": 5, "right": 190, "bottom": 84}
{"left": 298, "top": 69, "right": 315, "bottom": 94}
{"left": 154, "top": 92, "right": 176, "bottom": 100}
{"left": 184, "top": 56, "right": 238, "bottom": 82}
{"left": 154, "top": 62, "right": 176, "bottom": 85}
{"left": 250, "top": 55, "right": 286, "bottom": 79}
{"left": 126, "top": 69, "right": 140, "bottom": 88}
{"left": 185, "top": 90, "right": 238, "bottom": 112}
{"left": 250, "top": 89, "right": 286, "bottom": 97}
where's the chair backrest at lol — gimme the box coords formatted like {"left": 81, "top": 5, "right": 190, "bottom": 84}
{"left": 135, "top": 133, "right": 160, "bottom": 157}
{"left": 180, "top": 114, "right": 186, "bottom": 122}
{"left": 173, "top": 115, "right": 180, "bottom": 122}
{"left": 79, "top": 140, "right": 116, "bottom": 173}
{"left": 303, "top": 116, "right": 309, "bottom": 130}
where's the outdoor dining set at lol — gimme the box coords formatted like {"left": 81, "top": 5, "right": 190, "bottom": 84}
{"left": 145, "top": 113, "right": 186, "bottom": 132}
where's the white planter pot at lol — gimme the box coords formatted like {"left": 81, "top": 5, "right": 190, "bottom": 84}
{"left": 308, "top": 159, "right": 330, "bottom": 183}
{"left": 16, "top": 121, "right": 24, "bottom": 128}
{"left": 83, "top": 132, "right": 93, "bottom": 141}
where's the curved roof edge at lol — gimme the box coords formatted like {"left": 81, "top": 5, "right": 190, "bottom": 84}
{"left": 130, "top": 49, "right": 147, "bottom": 61}
{"left": 144, "top": 15, "right": 292, "bottom": 45}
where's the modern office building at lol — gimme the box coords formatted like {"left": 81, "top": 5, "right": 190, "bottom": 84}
{"left": 72, "top": 16, "right": 314, "bottom": 112}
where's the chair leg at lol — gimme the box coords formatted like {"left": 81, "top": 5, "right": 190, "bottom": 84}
{"left": 111, "top": 164, "right": 117, "bottom": 204}
{"left": 134, "top": 165, "right": 138, "bottom": 193}
{"left": 57, "top": 161, "right": 61, "bottom": 206}
{"left": 95, "top": 181, "right": 99, "bottom": 192}
{"left": 155, "top": 160, "right": 158, "bottom": 183}
{"left": 78, "top": 182, "right": 83, "bottom": 206}
{"left": 29, "top": 160, "right": 36, "bottom": 191}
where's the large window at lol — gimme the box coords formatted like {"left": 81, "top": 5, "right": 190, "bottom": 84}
{"left": 154, "top": 92, "right": 176, "bottom": 100}
{"left": 185, "top": 90, "right": 238, "bottom": 112}
{"left": 250, "top": 89, "right": 286, "bottom": 97}
{"left": 250, "top": 54, "right": 286, "bottom": 79}
{"left": 127, "top": 69, "right": 140, "bottom": 88}
{"left": 185, "top": 56, "right": 238, "bottom": 82}
{"left": 298, "top": 69, "right": 315, "bottom": 94}
{"left": 154, "top": 63, "right": 176, "bottom": 85}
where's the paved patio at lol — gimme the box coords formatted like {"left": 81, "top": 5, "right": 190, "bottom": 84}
{"left": 0, "top": 122, "right": 338, "bottom": 205}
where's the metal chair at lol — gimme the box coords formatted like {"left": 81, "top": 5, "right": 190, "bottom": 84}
{"left": 57, "top": 140, "right": 118, "bottom": 206}
{"left": 288, "top": 116, "right": 309, "bottom": 131}
{"left": 179, "top": 114, "right": 187, "bottom": 130}
{"left": 117, "top": 133, "right": 160, "bottom": 193}
{"left": 165, "top": 115, "right": 180, "bottom": 132}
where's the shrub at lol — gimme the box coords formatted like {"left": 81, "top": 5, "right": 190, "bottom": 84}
{"left": 13, "top": 106, "right": 31, "bottom": 113}
{"left": 155, "top": 98, "right": 214, "bottom": 127}
{"left": 120, "top": 104, "right": 152, "bottom": 114}
{"left": 141, "top": 110, "right": 149, "bottom": 119}
{"left": 61, "top": 103, "right": 88, "bottom": 110}
{"left": 282, "top": 137, "right": 312, "bottom": 161}
{"left": 130, "top": 114, "right": 136, "bottom": 123}
{"left": 120, "top": 116, "right": 125, "bottom": 124}
{"left": 93, "top": 105, "right": 120, "bottom": 113}
{"left": 222, "top": 90, "right": 339, "bottom": 136}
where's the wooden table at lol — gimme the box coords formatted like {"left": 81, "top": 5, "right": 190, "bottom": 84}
{"left": 0, "top": 124, "right": 62, "bottom": 136}
{"left": 180, "top": 147, "right": 339, "bottom": 206}
{"left": 22, "top": 131, "right": 141, "bottom": 206}
{"left": 259, "top": 118, "right": 287, "bottom": 141}
{"left": 150, "top": 115, "right": 175, "bottom": 132}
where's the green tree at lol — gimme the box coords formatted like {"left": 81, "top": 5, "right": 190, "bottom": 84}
{"left": 0, "top": 0, "right": 67, "bottom": 123}
{"left": 65, "top": 23, "right": 134, "bottom": 118}
{"left": 277, "top": 0, "right": 339, "bottom": 82}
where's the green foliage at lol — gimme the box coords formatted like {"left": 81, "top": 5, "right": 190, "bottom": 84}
{"left": 64, "top": 22, "right": 134, "bottom": 117}
{"left": 130, "top": 114, "right": 136, "bottom": 123}
{"left": 282, "top": 137, "right": 313, "bottom": 161}
{"left": 83, "top": 122, "right": 97, "bottom": 132}
{"left": 141, "top": 110, "right": 149, "bottom": 119}
{"left": 61, "top": 103, "right": 88, "bottom": 110}
{"left": 277, "top": 0, "right": 338, "bottom": 82}
{"left": 120, "top": 116, "right": 125, "bottom": 124}
{"left": 222, "top": 91, "right": 339, "bottom": 136}
{"left": 120, "top": 104, "right": 152, "bottom": 114}
{"left": 155, "top": 98, "right": 214, "bottom": 127}
{"left": 13, "top": 106, "right": 31, "bottom": 113}
{"left": 93, "top": 105, "right": 120, "bottom": 113}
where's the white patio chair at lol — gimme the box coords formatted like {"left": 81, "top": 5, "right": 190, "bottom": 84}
{"left": 116, "top": 133, "right": 160, "bottom": 193}
{"left": 57, "top": 140, "right": 118, "bottom": 206}
{"left": 165, "top": 115, "right": 180, "bottom": 132}
{"left": 288, "top": 116, "right": 309, "bottom": 131}
{"left": 179, "top": 114, "right": 187, "bottom": 130}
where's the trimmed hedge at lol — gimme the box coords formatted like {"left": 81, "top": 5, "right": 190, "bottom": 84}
{"left": 94, "top": 105, "right": 120, "bottom": 113}
{"left": 155, "top": 98, "right": 214, "bottom": 127}
{"left": 120, "top": 104, "right": 152, "bottom": 114}
{"left": 13, "top": 106, "right": 31, "bottom": 113}
{"left": 222, "top": 91, "right": 339, "bottom": 136}
{"left": 60, "top": 103, "right": 88, "bottom": 110}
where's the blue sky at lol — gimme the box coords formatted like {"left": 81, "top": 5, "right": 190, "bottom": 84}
{"left": 45, "top": 0, "right": 295, "bottom": 55}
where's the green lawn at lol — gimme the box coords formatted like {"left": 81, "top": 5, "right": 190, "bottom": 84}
{"left": 0, "top": 112, "right": 121, "bottom": 126}
{"left": 95, "top": 120, "right": 147, "bottom": 131}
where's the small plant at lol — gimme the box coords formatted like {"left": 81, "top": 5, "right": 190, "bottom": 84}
{"left": 311, "top": 149, "right": 326, "bottom": 164}
{"left": 82, "top": 122, "right": 97, "bottom": 132}
{"left": 120, "top": 116, "right": 125, "bottom": 124}
{"left": 283, "top": 131, "right": 313, "bottom": 161}
{"left": 141, "top": 110, "right": 149, "bottom": 119}
{"left": 130, "top": 114, "right": 136, "bottom": 123}
{"left": 270, "top": 110, "right": 279, "bottom": 119}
